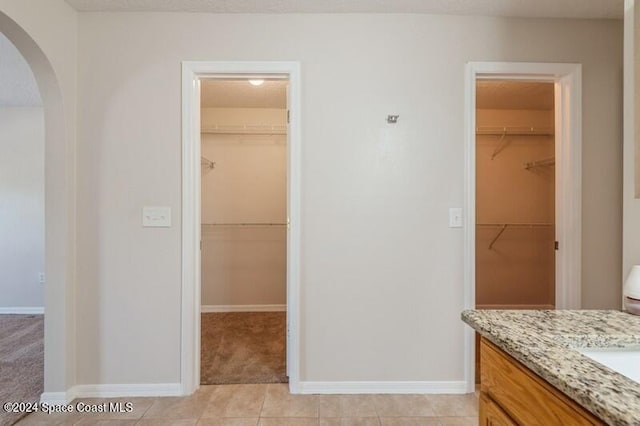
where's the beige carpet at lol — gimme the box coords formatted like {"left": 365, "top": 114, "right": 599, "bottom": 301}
{"left": 0, "top": 315, "right": 43, "bottom": 426}
{"left": 201, "top": 312, "right": 287, "bottom": 385}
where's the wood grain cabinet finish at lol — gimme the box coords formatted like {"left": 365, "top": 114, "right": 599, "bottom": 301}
{"left": 479, "top": 337, "right": 604, "bottom": 426}
{"left": 480, "top": 392, "right": 517, "bottom": 426}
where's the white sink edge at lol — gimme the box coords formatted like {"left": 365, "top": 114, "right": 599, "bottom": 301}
{"left": 576, "top": 347, "right": 640, "bottom": 384}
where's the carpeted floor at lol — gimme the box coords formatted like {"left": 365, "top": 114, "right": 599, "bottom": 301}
{"left": 201, "top": 312, "right": 287, "bottom": 385}
{"left": 0, "top": 314, "right": 43, "bottom": 426}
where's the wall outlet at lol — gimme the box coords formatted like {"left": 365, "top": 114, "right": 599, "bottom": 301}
{"left": 38, "top": 273, "right": 45, "bottom": 284}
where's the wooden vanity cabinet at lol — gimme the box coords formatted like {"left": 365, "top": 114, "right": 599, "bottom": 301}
{"left": 479, "top": 337, "right": 604, "bottom": 426}
{"left": 479, "top": 392, "right": 517, "bottom": 426}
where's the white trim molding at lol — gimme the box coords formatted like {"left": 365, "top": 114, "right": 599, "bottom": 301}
{"left": 41, "top": 384, "right": 182, "bottom": 404}
{"left": 182, "top": 61, "right": 302, "bottom": 396}
{"left": 40, "top": 390, "right": 75, "bottom": 405}
{"left": 464, "top": 61, "right": 582, "bottom": 393}
{"left": 298, "top": 381, "right": 467, "bottom": 395}
{"left": 201, "top": 304, "right": 286, "bottom": 313}
{"left": 72, "top": 383, "right": 182, "bottom": 398}
{"left": 0, "top": 307, "right": 44, "bottom": 314}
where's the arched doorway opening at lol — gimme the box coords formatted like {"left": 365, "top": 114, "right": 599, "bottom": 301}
{"left": 0, "top": 10, "right": 74, "bottom": 405}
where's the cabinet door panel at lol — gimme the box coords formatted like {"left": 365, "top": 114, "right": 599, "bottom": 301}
{"left": 480, "top": 338, "right": 602, "bottom": 426}
{"left": 480, "top": 392, "right": 517, "bottom": 426}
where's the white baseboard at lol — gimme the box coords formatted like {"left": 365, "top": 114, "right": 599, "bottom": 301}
{"left": 41, "top": 383, "right": 182, "bottom": 403}
{"left": 201, "top": 304, "right": 286, "bottom": 313}
{"left": 40, "top": 390, "right": 75, "bottom": 405}
{"left": 475, "top": 304, "right": 554, "bottom": 310}
{"left": 73, "top": 383, "right": 182, "bottom": 398}
{"left": 297, "top": 381, "right": 469, "bottom": 394}
{"left": 0, "top": 307, "right": 44, "bottom": 314}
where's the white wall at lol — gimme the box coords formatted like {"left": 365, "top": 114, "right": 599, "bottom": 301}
{"left": 76, "top": 13, "right": 622, "bottom": 387}
{"left": 0, "top": 107, "right": 44, "bottom": 309}
{"left": 0, "top": 0, "right": 77, "bottom": 395}
{"left": 201, "top": 107, "right": 287, "bottom": 308}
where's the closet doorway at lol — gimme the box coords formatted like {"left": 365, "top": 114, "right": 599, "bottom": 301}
{"left": 200, "top": 77, "right": 289, "bottom": 385}
{"left": 181, "top": 61, "right": 301, "bottom": 394}
{"left": 463, "top": 62, "right": 582, "bottom": 392}
{"left": 475, "top": 80, "right": 556, "bottom": 310}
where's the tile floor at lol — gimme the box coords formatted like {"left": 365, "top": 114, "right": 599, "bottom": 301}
{"left": 17, "top": 384, "right": 478, "bottom": 426}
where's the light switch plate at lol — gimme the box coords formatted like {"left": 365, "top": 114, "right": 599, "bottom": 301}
{"left": 143, "top": 206, "right": 172, "bottom": 227}
{"left": 449, "top": 207, "right": 463, "bottom": 228}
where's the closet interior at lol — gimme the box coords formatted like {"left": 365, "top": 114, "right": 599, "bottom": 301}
{"left": 475, "top": 80, "right": 556, "bottom": 311}
{"left": 200, "top": 78, "right": 288, "bottom": 385}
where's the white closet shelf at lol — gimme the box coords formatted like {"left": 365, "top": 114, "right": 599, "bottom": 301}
{"left": 476, "top": 126, "right": 555, "bottom": 136}
{"left": 524, "top": 157, "right": 555, "bottom": 170}
{"left": 201, "top": 124, "right": 286, "bottom": 135}
{"left": 202, "top": 222, "right": 287, "bottom": 227}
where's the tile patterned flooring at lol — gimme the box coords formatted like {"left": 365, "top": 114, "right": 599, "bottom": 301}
{"left": 17, "top": 384, "right": 478, "bottom": 426}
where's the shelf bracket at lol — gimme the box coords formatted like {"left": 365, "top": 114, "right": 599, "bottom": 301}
{"left": 490, "top": 129, "right": 508, "bottom": 160}
{"left": 488, "top": 224, "right": 508, "bottom": 250}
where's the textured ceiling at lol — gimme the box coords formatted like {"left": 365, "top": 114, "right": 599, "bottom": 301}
{"left": 476, "top": 81, "right": 554, "bottom": 110}
{"left": 201, "top": 79, "right": 287, "bottom": 108}
{"left": 0, "top": 33, "right": 41, "bottom": 107}
{"left": 64, "top": 0, "right": 623, "bottom": 19}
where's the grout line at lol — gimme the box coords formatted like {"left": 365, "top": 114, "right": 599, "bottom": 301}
{"left": 256, "top": 383, "right": 269, "bottom": 423}
{"left": 139, "top": 397, "right": 157, "bottom": 420}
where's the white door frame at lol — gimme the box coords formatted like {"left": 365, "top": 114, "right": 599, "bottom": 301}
{"left": 181, "top": 61, "right": 302, "bottom": 394}
{"left": 463, "top": 62, "right": 582, "bottom": 392}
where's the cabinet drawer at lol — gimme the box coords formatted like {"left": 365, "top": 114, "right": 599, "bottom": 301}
{"left": 480, "top": 338, "right": 603, "bottom": 425}
{"left": 480, "top": 392, "right": 517, "bottom": 426}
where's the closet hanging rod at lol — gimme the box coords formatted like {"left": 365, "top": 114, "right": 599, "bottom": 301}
{"left": 202, "top": 222, "right": 287, "bottom": 227}
{"left": 476, "top": 126, "right": 554, "bottom": 136}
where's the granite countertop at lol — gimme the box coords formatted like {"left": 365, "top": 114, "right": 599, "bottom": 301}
{"left": 462, "top": 310, "right": 640, "bottom": 426}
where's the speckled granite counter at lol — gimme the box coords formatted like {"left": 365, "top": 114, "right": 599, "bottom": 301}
{"left": 462, "top": 310, "right": 640, "bottom": 426}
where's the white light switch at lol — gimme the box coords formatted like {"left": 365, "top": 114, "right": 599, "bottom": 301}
{"left": 449, "top": 207, "right": 463, "bottom": 228}
{"left": 143, "top": 206, "right": 172, "bottom": 227}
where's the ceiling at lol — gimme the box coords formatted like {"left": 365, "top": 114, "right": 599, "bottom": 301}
{"left": 201, "top": 79, "right": 287, "bottom": 108}
{"left": 0, "top": 33, "right": 41, "bottom": 107}
{"left": 64, "top": 0, "right": 623, "bottom": 19}
{"left": 476, "top": 81, "right": 554, "bottom": 110}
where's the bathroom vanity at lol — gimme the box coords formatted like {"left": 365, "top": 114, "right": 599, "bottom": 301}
{"left": 462, "top": 310, "right": 640, "bottom": 425}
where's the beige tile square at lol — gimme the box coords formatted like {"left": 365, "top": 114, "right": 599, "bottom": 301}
{"left": 438, "top": 417, "right": 477, "bottom": 426}
{"left": 15, "top": 411, "right": 78, "bottom": 426}
{"left": 319, "top": 396, "right": 377, "bottom": 418}
{"left": 260, "top": 385, "right": 318, "bottom": 418}
{"left": 200, "top": 386, "right": 219, "bottom": 395}
{"left": 428, "top": 395, "right": 478, "bottom": 417}
{"left": 74, "top": 420, "right": 138, "bottom": 425}
{"left": 202, "top": 384, "right": 267, "bottom": 418}
{"left": 258, "top": 418, "right": 319, "bottom": 426}
{"left": 143, "top": 392, "right": 210, "bottom": 420}
{"left": 373, "top": 395, "right": 436, "bottom": 417}
{"left": 379, "top": 418, "right": 440, "bottom": 426}
{"left": 71, "top": 397, "right": 154, "bottom": 420}
{"left": 136, "top": 420, "right": 198, "bottom": 426}
{"left": 319, "top": 417, "right": 380, "bottom": 426}
{"left": 197, "top": 418, "right": 259, "bottom": 426}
